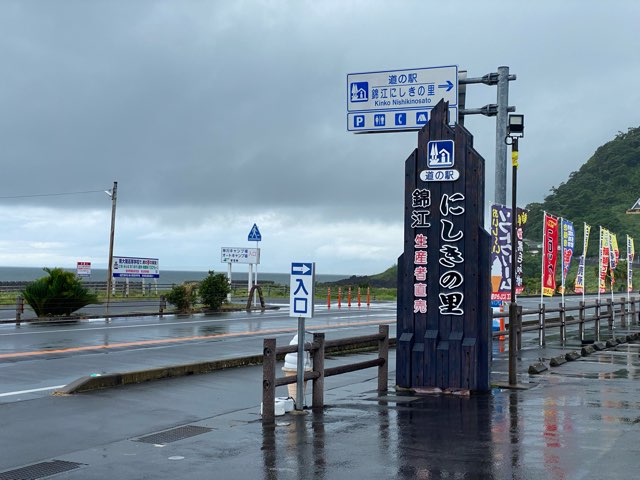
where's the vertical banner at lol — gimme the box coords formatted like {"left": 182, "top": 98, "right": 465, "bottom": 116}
{"left": 628, "top": 235, "right": 635, "bottom": 293}
{"left": 599, "top": 228, "right": 610, "bottom": 294}
{"left": 609, "top": 232, "right": 619, "bottom": 286}
{"left": 574, "top": 223, "right": 591, "bottom": 294}
{"left": 542, "top": 213, "right": 559, "bottom": 297}
{"left": 560, "top": 218, "right": 575, "bottom": 293}
{"left": 490, "top": 204, "right": 528, "bottom": 301}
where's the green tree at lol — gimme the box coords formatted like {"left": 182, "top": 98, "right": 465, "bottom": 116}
{"left": 199, "top": 270, "right": 230, "bottom": 310}
{"left": 23, "top": 267, "right": 99, "bottom": 317}
{"left": 166, "top": 282, "right": 198, "bottom": 313}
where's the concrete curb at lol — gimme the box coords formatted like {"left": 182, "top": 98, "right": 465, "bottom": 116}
{"left": 55, "top": 338, "right": 397, "bottom": 395}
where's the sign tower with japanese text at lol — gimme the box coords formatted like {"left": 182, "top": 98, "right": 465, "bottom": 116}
{"left": 396, "top": 100, "right": 491, "bottom": 392}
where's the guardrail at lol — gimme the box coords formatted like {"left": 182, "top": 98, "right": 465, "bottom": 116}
{"left": 261, "top": 325, "right": 389, "bottom": 425}
{"left": 492, "top": 296, "right": 640, "bottom": 347}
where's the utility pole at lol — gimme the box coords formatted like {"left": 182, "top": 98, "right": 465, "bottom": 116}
{"left": 106, "top": 181, "right": 118, "bottom": 315}
{"left": 494, "top": 66, "right": 510, "bottom": 206}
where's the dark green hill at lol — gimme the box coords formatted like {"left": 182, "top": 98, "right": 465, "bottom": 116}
{"left": 325, "top": 264, "right": 397, "bottom": 288}
{"left": 525, "top": 126, "right": 640, "bottom": 255}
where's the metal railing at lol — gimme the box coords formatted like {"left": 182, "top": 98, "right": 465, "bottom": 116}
{"left": 492, "top": 296, "right": 639, "bottom": 347}
{"left": 262, "top": 325, "right": 389, "bottom": 424}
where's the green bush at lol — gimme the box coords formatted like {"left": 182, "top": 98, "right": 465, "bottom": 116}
{"left": 23, "top": 267, "right": 99, "bottom": 317}
{"left": 199, "top": 270, "right": 230, "bottom": 310}
{"left": 166, "top": 282, "right": 198, "bottom": 313}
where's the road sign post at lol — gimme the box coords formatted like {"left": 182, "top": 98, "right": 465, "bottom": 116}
{"left": 289, "top": 262, "right": 315, "bottom": 410}
{"left": 248, "top": 224, "right": 262, "bottom": 306}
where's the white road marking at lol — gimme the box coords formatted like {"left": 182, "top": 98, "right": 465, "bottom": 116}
{"left": 0, "top": 385, "right": 66, "bottom": 397}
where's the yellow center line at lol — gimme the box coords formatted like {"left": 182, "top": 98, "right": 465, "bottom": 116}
{"left": 0, "top": 319, "right": 394, "bottom": 359}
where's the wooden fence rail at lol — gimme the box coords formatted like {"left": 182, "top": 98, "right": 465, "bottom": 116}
{"left": 262, "top": 325, "right": 389, "bottom": 425}
{"left": 492, "top": 296, "right": 639, "bottom": 347}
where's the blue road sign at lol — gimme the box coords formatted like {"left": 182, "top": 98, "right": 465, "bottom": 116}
{"left": 427, "top": 140, "right": 455, "bottom": 168}
{"left": 247, "top": 224, "right": 262, "bottom": 242}
{"left": 346, "top": 65, "right": 458, "bottom": 133}
{"left": 416, "top": 111, "right": 429, "bottom": 125}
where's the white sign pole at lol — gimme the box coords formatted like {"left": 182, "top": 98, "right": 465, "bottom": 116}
{"left": 248, "top": 264, "right": 253, "bottom": 302}
{"left": 227, "top": 263, "right": 232, "bottom": 303}
{"left": 254, "top": 241, "right": 259, "bottom": 307}
{"left": 296, "top": 316, "right": 305, "bottom": 410}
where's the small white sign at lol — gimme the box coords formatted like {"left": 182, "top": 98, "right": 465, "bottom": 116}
{"left": 289, "top": 262, "right": 315, "bottom": 318}
{"left": 419, "top": 169, "right": 460, "bottom": 182}
{"left": 112, "top": 257, "right": 159, "bottom": 278}
{"left": 77, "top": 261, "right": 91, "bottom": 278}
{"left": 221, "top": 247, "right": 260, "bottom": 264}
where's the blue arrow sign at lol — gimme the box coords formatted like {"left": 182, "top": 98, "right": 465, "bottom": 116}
{"left": 247, "top": 224, "right": 262, "bottom": 242}
{"left": 291, "top": 263, "right": 312, "bottom": 275}
{"left": 438, "top": 80, "right": 454, "bottom": 92}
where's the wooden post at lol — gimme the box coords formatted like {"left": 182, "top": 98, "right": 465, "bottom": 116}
{"left": 632, "top": 297, "right": 638, "bottom": 325}
{"left": 16, "top": 295, "right": 24, "bottom": 325}
{"left": 595, "top": 300, "right": 601, "bottom": 342}
{"left": 159, "top": 295, "right": 166, "bottom": 317}
{"left": 538, "top": 303, "right": 546, "bottom": 347}
{"left": 578, "top": 300, "right": 585, "bottom": 342}
{"left": 312, "top": 333, "right": 325, "bottom": 409}
{"left": 262, "top": 338, "right": 276, "bottom": 425}
{"left": 357, "top": 287, "right": 361, "bottom": 308}
{"left": 606, "top": 298, "right": 614, "bottom": 335}
{"left": 348, "top": 287, "right": 352, "bottom": 308}
{"left": 620, "top": 297, "right": 627, "bottom": 328}
{"left": 559, "top": 302, "right": 566, "bottom": 346}
{"left": 378, "top": 325, "right": 389, "bottom": 392}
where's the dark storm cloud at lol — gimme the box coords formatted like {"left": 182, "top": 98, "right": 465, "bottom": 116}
{"left": 1, "top": 0, "right": 639, "bottom": 221}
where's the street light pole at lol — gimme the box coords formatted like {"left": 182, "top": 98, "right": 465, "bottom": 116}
{"left": 106, "top": 181, "right": 118, "bottom": 316}
{"left": 504, "top": 113, "right": 524, "bottom": 386}
{"left": 508, "top": 139, "right": 519, "bottom": 386}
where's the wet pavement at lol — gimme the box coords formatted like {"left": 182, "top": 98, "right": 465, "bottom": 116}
{"left": 2, "top": 326, "right": 640, "bottom": 479}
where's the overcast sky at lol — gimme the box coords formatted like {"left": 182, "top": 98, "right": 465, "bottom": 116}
{"left": 1, "top": 0, "right": 638, "bottom": 275}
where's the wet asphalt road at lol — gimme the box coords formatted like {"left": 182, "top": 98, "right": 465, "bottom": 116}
{"left": 0, "top": 303, "right": 396, "bottom": 401}
{"left": 2, "top": 329, "right": 640, "bottom": 479}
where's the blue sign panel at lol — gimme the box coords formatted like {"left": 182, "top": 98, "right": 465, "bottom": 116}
{"left": 247, "top": 223, "right": 262, "bottom": 242}
{"left": 427, "top": 140, "right": 455, "bottom": 168}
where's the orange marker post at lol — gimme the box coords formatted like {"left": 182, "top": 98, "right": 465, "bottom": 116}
{"left": 357, "top": 287, "right": 361, "bottom": 308}
{"left": 367, "top": 287, "right": 371, "bottom": 307}
{"left": 499, "top": 304, "right": 505, "bottom": 341}
{"left": 327, "top": 287, "right": 331, "bottom": 309}
{"left": 338, "top": 287, "right": 342, "bottom": 309}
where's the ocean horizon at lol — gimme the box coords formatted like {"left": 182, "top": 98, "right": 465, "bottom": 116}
{"left": 0, "top": 266, "right": 350, "bottom": 285}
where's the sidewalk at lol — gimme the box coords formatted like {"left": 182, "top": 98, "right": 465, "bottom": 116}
{"left": 3, "top": 330, "right": 640, "bottom": 479}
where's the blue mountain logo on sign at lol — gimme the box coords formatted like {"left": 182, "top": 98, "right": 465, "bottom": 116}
{"left": 248, "top": 224, "right": 262, "bottom": 241}
{"left": 427, "top": 140, "right": 454, "bottom": 168}
{"left": 416, "top": 111, "right": 428, "bottom": 125}
{"left": 350, "top": 82, "right": 368, "bottom": 102}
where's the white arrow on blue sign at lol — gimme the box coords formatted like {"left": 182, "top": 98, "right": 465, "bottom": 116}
{"left": 289, "top": 262, "right": 315, "bottom": 318}
{"left": 247, "top": 224, "right": 262, "bottom": 242}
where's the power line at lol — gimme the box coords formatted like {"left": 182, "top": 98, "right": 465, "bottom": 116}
{"left": 0, "top": 189, "right": 107, "bottom": 200}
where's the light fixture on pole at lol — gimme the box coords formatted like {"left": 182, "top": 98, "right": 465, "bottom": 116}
{"left": 105, "top": 181, "right": 118, "bottom": 316}
{"left": 506, "top": 114, "right": 524, "bottom": 386}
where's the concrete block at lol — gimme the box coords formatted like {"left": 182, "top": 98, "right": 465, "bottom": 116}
{"left": 581, "top": 345, "right": 596, "bottom": 356}
{"left": 528, "top": 362, "right": 548, "bottom": 375}
{"left": 565, "top": 351, "right": 581, "bottom": 361}
{"left": 593, "top": 342, "right": 607, "bottom": 351}
{"left": 550, "top": 355, "right": 567, "bottom": 367}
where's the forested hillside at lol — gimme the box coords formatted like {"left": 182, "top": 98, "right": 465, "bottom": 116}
{"left": 525, "top": 127, "right": 640, "bottom": 256}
